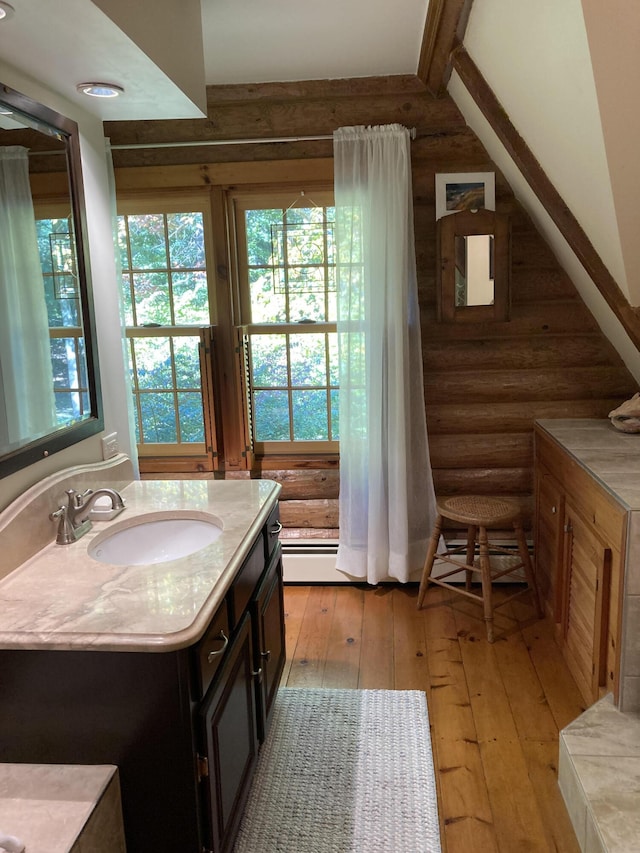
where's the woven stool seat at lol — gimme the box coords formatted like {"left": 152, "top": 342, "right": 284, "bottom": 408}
{"left": 436, "top": 495, "right": 523, "bottom": 528}
{"left": 417, "top": 494, "right": 542, "bottom": 642}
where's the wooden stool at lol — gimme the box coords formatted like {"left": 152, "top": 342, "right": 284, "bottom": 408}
{"left": 417, "top": 495, "right": 543, "bottom": 642}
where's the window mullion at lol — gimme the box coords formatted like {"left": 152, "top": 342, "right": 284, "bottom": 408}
{"left": 285, "top": 331, "right": 294, "bottom": 441}
{"left": 169, "top": 336, "right": 181, "bottom": 443}
{"left": 324, "top": 331, "right": 332, "bottom": 441}
{"left": 129, "top": 339, "right": 144, "bottom": 445}
{"left": 282, "top": 212, "right": 290, "bottom": 323}
{"left": 323, "top": 205, "right": 330, "bottom": 321}
{"left": 124, "top": 216, "right": 138, "bottom": 328}
{"left": 163, "top": 214, "right": 177, "bottom": 327}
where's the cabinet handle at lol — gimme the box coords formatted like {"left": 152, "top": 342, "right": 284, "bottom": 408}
{"left": 206, "top": 630, "right": 229, "bottom": 663}
{"left": 269, "top": 520, "right": 282, "bottom": 535}
{"left": 551, "top": 506, "right": 557, "bottom": 514}
{"left": 261, "top": 649, "right": 272, "bottom": 662}
{"left": 252, "top": 666, "right": 263, "bottom": 684}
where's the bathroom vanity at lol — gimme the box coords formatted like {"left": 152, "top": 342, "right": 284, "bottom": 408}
{"left": 534, "top": 419, "right": 640, "bottom": 712}
{"left": 0, "top": 475, "right": 285, "bottom": 853}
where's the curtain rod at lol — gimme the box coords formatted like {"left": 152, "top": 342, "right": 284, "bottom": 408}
{"left": 109, "top": 127, "right": 417, "bottom": 151}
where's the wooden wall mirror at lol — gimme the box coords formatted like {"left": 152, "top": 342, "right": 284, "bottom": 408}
{"left": 0, "top": 83, "right": 103, "bottom": 478}
{"left": 436, "top": 208, "right": 511, "bottom": 323}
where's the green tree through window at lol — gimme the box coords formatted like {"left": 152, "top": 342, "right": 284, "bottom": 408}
{"left": 36, "top": 216, "right": 88, "bottom": 425}
{"left": 117, "top": 204, "right": 212, "bottom": 453}
{"left": 237, "top": 195, "right": 339, "bottom": 452}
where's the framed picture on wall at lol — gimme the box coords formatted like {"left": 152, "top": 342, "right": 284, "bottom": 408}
{"left": 435, "top": 172, "right": 495, "bottom": 220}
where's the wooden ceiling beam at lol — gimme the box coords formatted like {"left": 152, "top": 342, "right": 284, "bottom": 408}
{"left": 417, "top": 0, "right": 474, "bottom": 96}
{"left": 451, "top": 45, "right": 640, "bottom": 350}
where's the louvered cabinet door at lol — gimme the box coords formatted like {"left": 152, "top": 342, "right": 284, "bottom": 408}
{"left": 561, "top": 502, "right": 611, "bottom": 705}
{"left": 534, "top": 424, "right": 627, "bottom": 706}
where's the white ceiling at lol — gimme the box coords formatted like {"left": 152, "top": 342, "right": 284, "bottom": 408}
{"left": 0, "top": 0, "right": 204, "bottom": 120}
{"left": 0, "top": 0, "right": 429, "bottom": 120}
{"left": 200, "top": 0, "right": 429, "bottom": 85}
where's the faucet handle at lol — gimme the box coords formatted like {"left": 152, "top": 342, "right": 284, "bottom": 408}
{"left": 50, "top": 505, "right": 66, "bottom": 521}
{"left": 66, "top": 487, "right": 93, "bottom": 508}
{"left": 50, "top": 504, "right": 77, "bottom": 545}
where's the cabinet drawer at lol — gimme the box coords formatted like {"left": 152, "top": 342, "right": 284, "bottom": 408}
{"left": 265, "top": 503, "right": 282, "bottom": 560}
{"left": 228, "top": 534, "right": 264, "bottom": 629}
{"left": 195, "top": 602, "right": 230, "bottom": 699}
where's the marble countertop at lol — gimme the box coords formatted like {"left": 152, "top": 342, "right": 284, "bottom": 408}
{"left": 0, "top": 479, "right": 280, "bottom": 653}
{"left": 536, "top": 418, "right": 640, "bottom": 511}
{"left": 559, "top": 695, "right": 640, "bottom": 852}
{"left": 0, "top": 764, "right": 121, "bottom": 853}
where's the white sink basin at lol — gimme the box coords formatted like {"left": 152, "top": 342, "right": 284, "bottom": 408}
{"left": 88, "top": 512, "right": 223, "bottom": 566}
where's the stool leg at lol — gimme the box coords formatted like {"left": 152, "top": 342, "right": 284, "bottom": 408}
{"left": 465, "top": 524, "right": 477, "bottom": 591}
{"left": 417, "top": 514, "right": 443, "bottom": 610}
{"left": 514, "top": 521, "right": 543, "bottom": 618}
{"left": 478, "top": 525, "right": 495, "bottom": 642}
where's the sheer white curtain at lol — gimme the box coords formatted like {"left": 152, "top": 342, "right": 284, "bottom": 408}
{"left": 0, "top": 146, "right": 56, "bottom": 448}
{"left": 334, "top": 124, "right": 438, "bottom": 584}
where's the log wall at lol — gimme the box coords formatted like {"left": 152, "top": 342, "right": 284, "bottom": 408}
{"left": 108, "top": 76, "right": 637, "bottom": 538}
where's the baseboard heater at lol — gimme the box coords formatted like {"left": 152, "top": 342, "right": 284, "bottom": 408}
{"left": 281, "top": 540, "right": 344, "bottom": 584}
{"left": 281, "top": 539, "right": 532, "bottom": 584}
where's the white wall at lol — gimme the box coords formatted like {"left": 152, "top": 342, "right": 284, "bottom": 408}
{"left": 462, "top": 0, "right": 627, "bottom": 296}
{"left": 450, "top": 0, "right": 640, "bottom": 383}
{"left": 0, "top": 63, "right": 135, "bottom": 510}
{"left": 449, "top": 73, "right": 640, "bottom": 385}
{"left": 581, "top": 0, "right": 640, "bottom": 306}
{"left": 92, "top": 0, "right": 206, "bottom": 115}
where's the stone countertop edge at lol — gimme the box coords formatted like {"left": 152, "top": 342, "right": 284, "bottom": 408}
{"left": 535, "top": 418, "right": 640, "bottom": 512}
{"left": 0, "top": 763, "right": 121, "bottom": 853}
{"left": 0, "top": 479, "right": 281, "bottom": 654}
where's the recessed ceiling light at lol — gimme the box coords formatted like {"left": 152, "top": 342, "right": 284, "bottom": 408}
{"left": 0, "top": 2, "right": 15, "bottom": 21}
{"left": 76, "top": 82, "right": 124, "bottom": 98}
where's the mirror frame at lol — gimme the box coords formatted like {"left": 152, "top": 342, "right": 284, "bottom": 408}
{"left": 436, "top": 208, "right": 511, "bottom": 323}
{"left": 0, "top": 83, "right": 103, "bottom": 479}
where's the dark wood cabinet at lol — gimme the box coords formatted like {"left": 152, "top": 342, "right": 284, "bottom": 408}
{"left": 200, "top": 612, "right": 259, "bottom": 853}
{"left": 0, "top": 507, "right": 284, "bottom": 853}
{"left": 253, "top": 547, "right": 286, "bottom": 742}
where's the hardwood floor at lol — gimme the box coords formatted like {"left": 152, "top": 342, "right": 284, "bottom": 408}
{"left": 281, "top": 583, "right": 585, "bottom": 853}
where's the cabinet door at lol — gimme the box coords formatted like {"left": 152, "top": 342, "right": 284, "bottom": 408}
{"left": 561, "top": 503, "right": 611, "bottom": 705}
{"left": 252, "top": 545, "right": 286, "bottom": 743}
{"left": 199, "top": 613, "right": 259, "bottom": 853}
{"left": 534, "top": 462, "right": 564, "bottom": 618}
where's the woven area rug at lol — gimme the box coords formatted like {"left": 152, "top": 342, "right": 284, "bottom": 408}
{"left": 233, "top": 687, "right": 442, "bottom": 853}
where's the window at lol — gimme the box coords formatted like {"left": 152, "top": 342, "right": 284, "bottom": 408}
{"left": 117, "top": 196, "right": 217, "bottom": 462}
{"left": 35, "top": 209, "right": 89, "bottom": 425}
{"left": 233, "top": 190, "right": 338, "bottom": 455}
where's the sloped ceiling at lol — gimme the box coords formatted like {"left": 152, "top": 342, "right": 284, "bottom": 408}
{"left": 448, "top": 0, "right": 640, "bottom": 379}
{"left": 459, "top": 0, "right": 626, "bottom": 295}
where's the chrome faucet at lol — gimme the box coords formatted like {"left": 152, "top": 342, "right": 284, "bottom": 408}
{"left": 50, "top": 487, "right": 125, "bottom": 545}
